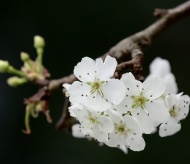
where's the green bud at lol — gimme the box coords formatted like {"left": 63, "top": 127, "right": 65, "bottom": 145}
{"left": 7, "top": 76, "right": 27, "bottom": 87}
{"left": 20, "top": 52, "right": 30, "bottom": 62}
{"left": 0, "top": 60, "right": 9, "bottom": 73}
{"left": 34, "top": 35, "right": 45, "bottom": 49}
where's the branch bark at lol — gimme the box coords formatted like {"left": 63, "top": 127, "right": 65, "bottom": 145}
{"left": 26, "top": 1, "right": 190, "bottom": 131}
{"left": 48, "top": 0, "right": 190, "bottom": 89}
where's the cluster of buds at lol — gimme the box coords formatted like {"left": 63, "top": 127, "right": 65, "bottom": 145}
{"left": 0, "top": 36, "right": 52, "bottom": 134}
{"left": 0, "top": 35, "right": 50, "bottom": 87}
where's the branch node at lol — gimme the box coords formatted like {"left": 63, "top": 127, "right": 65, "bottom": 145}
{"left": 154, "top": 8, "right": 168, "bottom": 17}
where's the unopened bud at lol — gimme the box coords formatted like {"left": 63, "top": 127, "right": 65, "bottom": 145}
{"left": 0, "top": 60, "right": 10, "bottom": 73}
{"left": 21, "top": 52, "right": 30, "bottom": 62}
{"left": 7, "top": 76, "right": 27, "bottom": 87}
{"left": 34, "top": 35, "right": 45, "bottom": 49}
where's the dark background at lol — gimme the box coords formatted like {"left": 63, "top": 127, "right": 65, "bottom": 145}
{"left": 0, "top": 0, "right": 190, "bottom": 163}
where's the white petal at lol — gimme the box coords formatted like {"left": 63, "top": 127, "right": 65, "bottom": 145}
{"left": 145, "top": 101, "right": 170, "bottom": 123}
{"left": 68, "top": 104, "right": 88, "bottom": 118}
{"left": 93, "top": 125, "right": 108, "bottom": 143}
{"left": 176, "top": 95, "right": 190, "bottom": 120}
{"left": 106, "top": 109, "right": 123, "bottom": 125}
{"left": 123, "top": 115, "right": 142, "bottom": 136}
{"left": 159, "top": 117, "right": 181, "bottom": 137}
{"left": 127, "top": 136, "right": 145, "bottom": 151}
{"left": 95, "top": 58, "right": 104, "bottom": 78}
{"left": 107, "top": 133, "right": 125, "bottom": 147}
{"left": 131, "top": 107, "right": 155, "bottom": 134}
{"left": 62, "top": 83, "right": 71, "bottom": 91}
{"left": 68, "top": 81, "right": 91, "bottom": 104}
{"left": 164, "top": 73, "right": 178, "bottom": 94}
{"left": 114, "top": 96, "right": 133, "bottom": 114}
{"left": 62, "top": 83, "right": 71, "bottom": 97}
{"left": 165, "top": 94, "right": 177, "bottom": 109}
{"left": 80, "top": 125, "right": 93, "bottom": 137}
{"left": 102, "top": 79, "right": 125, "bottom": 105}
{"left": 74, "top": 57, "right": 95, "bottom": 82}
{"left": 149, "top": 57, "right": 171, "bottom": 77}
{"left": 121, "top": 73, "right": 142, "bottom": 96}
{"left": 72, "top": 124, "right": 85, "bottom": 138}
{"left": 143, "top": 76, "right": 166, "bottom": 99}
{"left": 98, "top": 116, "right": 114, "bottom": 133}
{"left": 119, "top": 146, "right": 128, "bottom": 154}
{"left": 96, "top": 55, "right": 117, "bottom": 80}
{"left": 82, "top": 93, "right": 113, "bottom": 112}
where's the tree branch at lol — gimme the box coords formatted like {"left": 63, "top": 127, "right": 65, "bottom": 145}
{"left": 47, "top": 0, "right": 190, "bottom": 90}
{"left": 26, "top": 1, "right": 190, "bottom": 131}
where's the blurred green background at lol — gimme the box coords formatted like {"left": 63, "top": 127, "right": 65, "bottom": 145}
{"left": 0, "top": 0, "right": 190, "bottom": 163}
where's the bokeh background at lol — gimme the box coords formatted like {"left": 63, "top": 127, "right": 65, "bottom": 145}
{"left": 0, "top": 0, "right": 190, "bottom": 163}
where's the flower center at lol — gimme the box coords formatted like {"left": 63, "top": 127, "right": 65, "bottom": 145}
{"left": 169, "top": 108, "right": 176, "bottom": 117}
{"left": 131, "top": 93, "right": 149, "bottom": 109}
{"left": 116, "top": 124, "right": 126, "bottom": 134}
{"left": 87, "top": 80, "right": 105, "bottom": 95}
{"left": 89, "top": 116, "right": 97, "bottom": 123}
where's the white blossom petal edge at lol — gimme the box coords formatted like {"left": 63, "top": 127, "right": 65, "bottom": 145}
{"left": 68, "top": 55, "right": 125, "bottom": 111}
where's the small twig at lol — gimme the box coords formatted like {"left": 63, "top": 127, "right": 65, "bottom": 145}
{"left": 154, "top": 9, "right": 168, "bottom": 17}
{"left": 56, "top": 97, "right": 75, "bottom": 132}
{"left": 114, "top": 49, "right": 144, "bottom": 81}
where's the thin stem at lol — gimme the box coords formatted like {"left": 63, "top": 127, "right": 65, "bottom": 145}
{"left": 8, "top": 66, "right": 26, "bottom": 77}
{"left": 36, "top": 48, "right": 44, "bottom": 73}
{"left": 22, "top": 105, "right": 32, "bottom": 135}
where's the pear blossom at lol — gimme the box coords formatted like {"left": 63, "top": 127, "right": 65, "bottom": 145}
{"left": 69, "top": 104, "right": 114, "bottom": 142}
{"left": 68, "top": 55, "right": 125, "bottom": 111}
{"left": 159, "top": 94, "right": 190, "bottom": 137}
{"left": 106, "top": 110, "right": 145, "bottom": 151}
{"left": 115, "top": 72, "right": 170, "bottom": 134}
{"left": 149, "top": 57, "right": 178, "bottom": 95}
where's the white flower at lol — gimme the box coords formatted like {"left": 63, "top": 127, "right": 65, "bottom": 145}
{"left": 115, "top": 72, "right": 170, "bottom": 134}
{"left": 68, "top": 55, "right": 125, "bottom": 111}
{"left": 69, "top": 104, "right": 114, "bottom": 142}
{"left": 149, "top": 57, "right": 178, "bottom": 95}
{"left": 159, "top": 94, "right": 190, "bottom": 137}
{"left": 106, "top": 110, "right": 145, "bottom": 151}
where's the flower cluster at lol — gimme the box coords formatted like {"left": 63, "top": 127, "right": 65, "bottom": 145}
{"left": 64, "top": 56, "right": 190, "bottom": 153}
{"left": 0, "top": 35, "right": 49, "bottom": 87}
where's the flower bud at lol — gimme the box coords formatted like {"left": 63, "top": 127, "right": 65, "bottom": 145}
{"left": 20, "top": 52, "right": 30, "bottom": 62}
{"left": 0, "top": 60, "right": 9, "bottom": 73}
{"left": 7, "top": 76, "right": 27, "bottom": 87}
{"left": 34, "top": 35, "right": 45, "bottom": 49}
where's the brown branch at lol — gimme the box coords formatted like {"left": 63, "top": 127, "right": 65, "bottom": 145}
{"left": 48, "top": 0, "right": 190, "bottom": 90}
{"left": 114, "top": 49, "right": 144, "bottom": 81}
{"left": 56, "top": 97, "right": 75, "bottom": 132}
{"left": 103, "top": 0, "right": 190, "bottom": 60}
{"left": 26, "top": 1, "right": 190, "bottom": 132}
